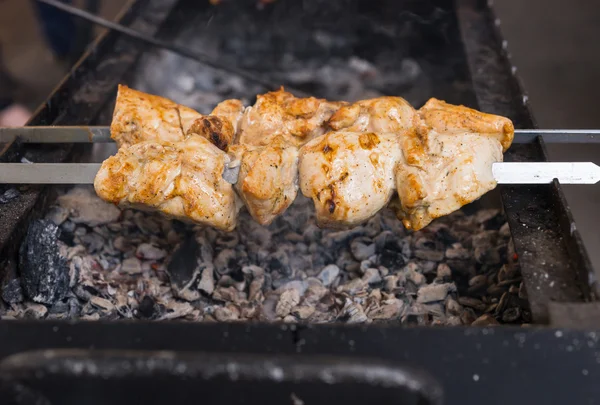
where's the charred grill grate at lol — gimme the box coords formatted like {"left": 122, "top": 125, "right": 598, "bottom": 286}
{"left": 0, "top": 0, "right": 598, "bottom": 404}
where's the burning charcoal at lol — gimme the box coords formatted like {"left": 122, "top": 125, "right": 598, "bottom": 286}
{"left": 502, "top": 307, "right": 521, "bottom": 323}
{"left": 198, "top": 266, "right": 215, "bottom": 295}
{"left": 24, "top": 303, "right": 48, "bottom": 319}
{"left": 136, "top": 295, "right": 158, "bottom": 319}
{"left": 350, "top": 238, "right": 376, "bottom": 261}
{"left": 417, "top": 283, "right": 457, "bottom": 303}
{"left": 160, "top": 301, "right": 195, "bottom": 320}
{"left": 45, "top": 206, "right": 69, "bottom": 226}
{"left": 458, "top": 296, "right": 487, "bottom": 312}
{"left": 472, "top": 314, "right": 500, "bottom": 326}
{"left": 445, "top": 298, "right": 462, "bottom": 315}
{"left": 336, "top": 250, "right": 357, "bottom": 272}
{"left": 459, "top": 307, "right": 477, "bottom": 325}
{"left": 414, "top": 249, "right": 444, "bottom": 262}
{"left": 214, "top": 249, "right": 238, "bottom": 274}
{"left": 261, "top": 295, "right": 279, "bottom": 321}
{"left": 317, "top": 264, "right": 340, "bottom": 286}
{"left": 403, "top": 263, "right": 425, "bottom": 286}
{"left": 436, "top": 263, "right": 452, "bottom": 280}
{"left": 248, "top": 276, "right": 265, "bottom": 301}
{"left": 214, "top": 305, "right": 240, "bottom": 322}
{"left": 80, "top": 233, "right": 104, "bottom": 254}
{"left": 341, "top": 298, "right": 368, "bottom": 324}
{"left": 292, "top": 306, "right": 315, "bottom": 320}
{"left": 383, "top": 275, "right": 398, "bottom": 292}
{"left": 0, "top": 188, "right": 19, "bottom": 204}
{"left": 167, "top": 237, "right": 204, "bottom": 301}
{"left": 133, "top": 212, "right": 161, "bottom": 235}
{"left": 57, "top": 186, "right": 121, "bottom": 226}
{"left": 121, "top": 257, "right": 143, "bottom": 275}
{"left": 266, "top": 248, "right": 291, "bottom": 276}
{"left": 113, "top": 236, "right": 134, "bottom": 253}
{"left": 61, "top": 220, "right": 76, "bottom": 234}
{"left": 1, "top": 259, "right": 23, "bottom": 304}
{"left": 362, "top": 268, "right": 382, "bottom": 285}
{"left": 369, "top": 299, "right": 404, "bottom": 320}
{"left": 274, "top": 279, "right": 308, "bottom": 296}
{"left": 136, "top": 243, "right": 167, "bottom": 260}
{"left": 2, "top": 278, "right": 23, "bottom": 304}
{"left": 379, "top": 240, "right": 406, "bottom": 270}
{"left": 276, "top": 289, "right": 300, "bottom": 317}
{"left": 19, "top": 219, "right": 69, "bottom": 305}
{"left": 445, "top": 244, "right": 470, "bottom": 260}
{"left": 90, "top": 296, "right": 115, "bottom": 312}
{"left": 337, "top": 278, "right": 367, "bottom": 295}
{"left": 468, "top": 274, "right": 488, "bottom": 294}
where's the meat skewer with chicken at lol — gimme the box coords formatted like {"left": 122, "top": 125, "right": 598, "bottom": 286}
{"left": 93, "top": 85, "right": 514, "bottom": 232}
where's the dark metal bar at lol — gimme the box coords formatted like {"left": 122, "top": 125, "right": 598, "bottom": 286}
{"left": 456, "top": 0, "right": 596, "bottom": 324}
{"left": 36, "top": 0, "right": 309, "bottom": 97}
{"left": 0, "top": 349, "right": 442, "bottom": 405}
{"left": 0, "top": 322, "right": 598, "bottom": 405}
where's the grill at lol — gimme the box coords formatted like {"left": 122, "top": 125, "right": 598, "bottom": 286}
{"left": 0, "top": 0, "right": 599, "bottom": 404}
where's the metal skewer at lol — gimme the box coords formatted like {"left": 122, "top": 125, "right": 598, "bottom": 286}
{"left": 0, "top": 161, "right": 599, "bottom": 186}
{"left": 3, "top": 127, "right": 600, "bottom": 145}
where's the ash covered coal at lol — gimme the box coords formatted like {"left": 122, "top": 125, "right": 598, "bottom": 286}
{"left": 0, "top": 186, "right": 529, "bottom": 325}
{"left": 18, "top": 219, "right": 69, "bottom": 305}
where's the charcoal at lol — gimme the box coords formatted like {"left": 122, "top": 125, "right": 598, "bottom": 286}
{"left": 1, "top": 278, "right": 23, "bottom": 304}
{"left": 417, "top": 283, "right": 456, "bottom": 303}
{"left": 266, "top": 248, "right": 292, "bottom": 276}
{"left": 136, "top": 295, "right": 159, "bottom": 319}
{"left": 472, "top": 313, "right": 499, "bottom": 326}
{"left": 121, "top": 257, "right": 143, "bottom": 275}
{"left": 0, "top": 187, "right": 19, "bottom": 204}
{"left": 57, "top": 186, "right": 120, "bottom": 226}
{"left": 1, "top": 259, "right": 22, "bottom": 304}
{"left": 317, "top": 264, "right": 340, "bottom": 286}
{"left": 362, "top": 268, "right": 382, "bottom": 285}
{"left": 136, "top": 243, "right": 167, "bottom": 260}
{"left": 19, "top": 219, "right": 69, "bottom": 305}
{"left": 45, "top": 206, "right": 69, "bottom": 226}
{"left": 167, "top": 238, "right": 203, "bottom": 301}
{"left": 350, "top": 238, "right": 376, "bottom": 261}
{"left": 379, "top": 240, "right": 406, "bottom": 270}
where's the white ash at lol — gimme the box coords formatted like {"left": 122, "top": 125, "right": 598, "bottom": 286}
{"left": 1, "top": 186, "right": 530, "bottom": 325}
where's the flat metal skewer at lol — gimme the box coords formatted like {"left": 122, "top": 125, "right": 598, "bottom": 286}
{"left": 3, "top": 127, "right": 600, "bottom": 145}
{"left": 1, "top": 162, "right": 599, "bottom": 185}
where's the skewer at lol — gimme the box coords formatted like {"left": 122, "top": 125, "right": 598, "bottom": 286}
{"left": 3, "top": 126, "right": 600, "bottom": 144}
{"left": 1, "top": 162, "right": 599, "bottom": 185}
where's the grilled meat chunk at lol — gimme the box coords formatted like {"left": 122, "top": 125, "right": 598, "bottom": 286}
{"left": 233, "top": 88, "right": 344, "bottom": 225}
{"left": 110, "top": 84, "right": 203, "bottom": 148}
{"left": 390, "top": 99, "right": 514, "bottom": 230}
{"left": 299, "top": 131, "right": 401, "bottom": 228}
{"left": 94, "top": 134, "right": 242, "bottom": 231}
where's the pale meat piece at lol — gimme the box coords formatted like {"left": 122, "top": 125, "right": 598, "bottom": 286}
{"left": 233, "top": 88, "right": 345, "bottom": 225}
{"left": 229, "top": 136, "right": 299, "bottom": 225}
{"left": 110, "top": 84, "right": 203, "bottom": 148}
{"left": 327, "top": 96, "right": 417, "bottom": 133}
{"left": 391, "top": 97, "right": 514, "bottom": 230}
{"left": 94, "top": 134, "right": 242, "bottom": 232}
{"left": 299, "top": 131, "right": 401, "bottom": 228}
{"left": 417, "top": 98, "right": 514, "bottom": 151}
{"left": 238, "top": 87, "right": 346, "bottom": 147}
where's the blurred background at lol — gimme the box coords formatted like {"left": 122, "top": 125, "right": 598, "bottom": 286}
{"left": 1, "top": 0, "right": 599, "bottom": 267}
